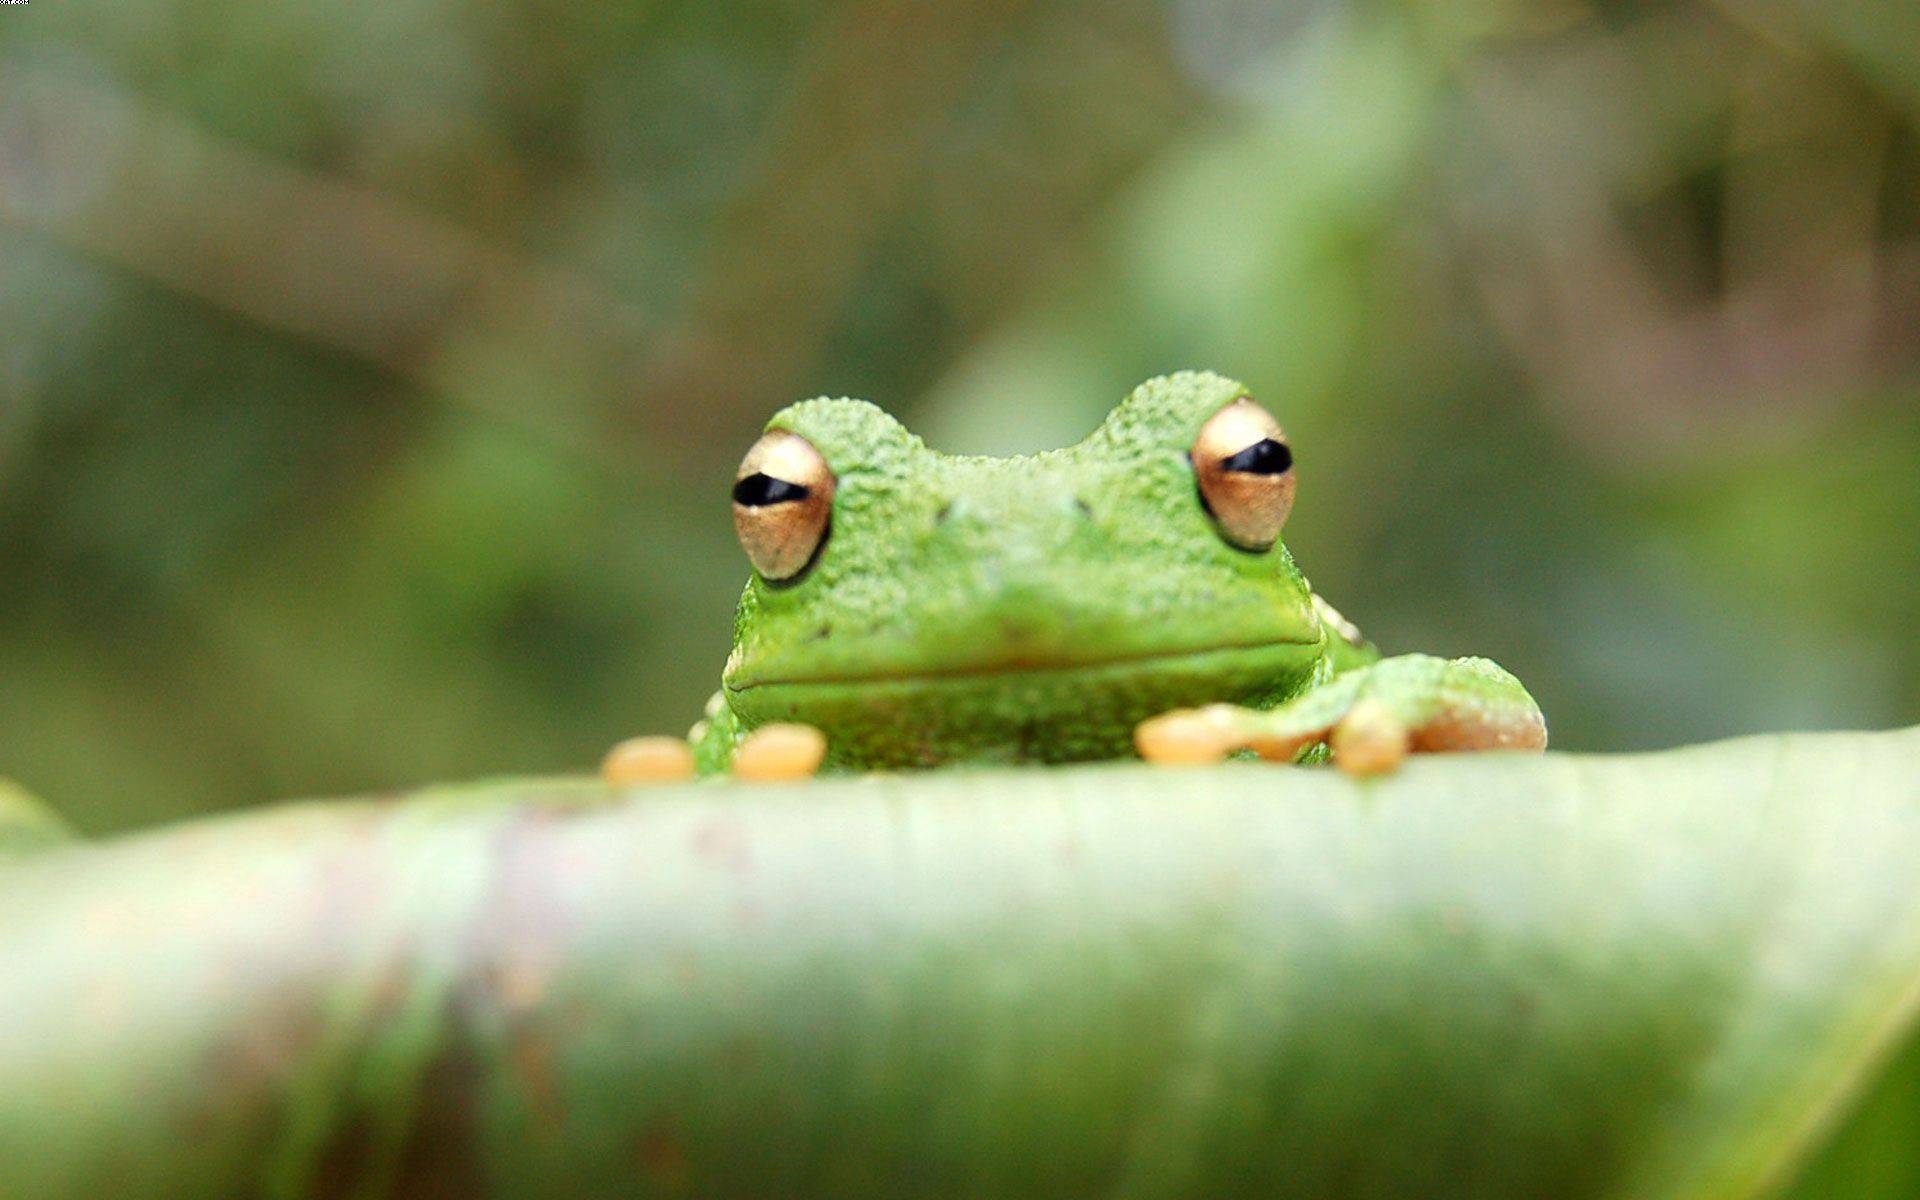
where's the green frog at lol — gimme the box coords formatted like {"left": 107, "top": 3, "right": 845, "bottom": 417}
{"left": 609, "top": 372, "right": 1544, "bottom": 783}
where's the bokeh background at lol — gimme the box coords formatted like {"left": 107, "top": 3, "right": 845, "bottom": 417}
{"left": 1, "top": 0, "right": 1915, "bottom": 834}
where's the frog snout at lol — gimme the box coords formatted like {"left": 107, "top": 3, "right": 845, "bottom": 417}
{"left": 968, "top": 551, "right": 1111, "bottom": 651}
{"left": 892, "top": 488, "right": 1126, "bottom": 662}
{"left": 930, "top": 489, "right": 1094, "bottom": 543}
{"left": 981, "top": 578, "right": 1052, "bottom": 633}
{"left": 931, "top": 490, "right": 1091, "bottom": 529}
{"left": 926, "top": 490, "right": 1102, "bottom": 615}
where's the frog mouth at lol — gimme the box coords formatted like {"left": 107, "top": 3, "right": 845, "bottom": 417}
{"left": 727, "top": 636, "right": 1320, "bottom": 693}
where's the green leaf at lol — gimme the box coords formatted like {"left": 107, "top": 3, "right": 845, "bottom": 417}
{"left": 1, "top": 728, "right": 1918, "bottom": 1199}
{"left": 0, "top": 779, "right": 73, "bottom": 858}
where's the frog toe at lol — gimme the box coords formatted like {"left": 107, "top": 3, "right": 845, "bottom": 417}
{"left": 602, "top": 736, "right": 697, "bottom": 785}
{"left": 734, "top": 723, "right": 829, "bottom": 781}
{"left": 1135, "top": 706, "right": 1238, "bottom": 765}
{"left": 1330, "top": 699, "right": 1411, "bottom": 776}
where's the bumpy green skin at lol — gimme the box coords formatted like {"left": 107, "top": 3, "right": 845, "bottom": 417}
{"left": 692, "top": 372, "right": 1542, "bottom": 774}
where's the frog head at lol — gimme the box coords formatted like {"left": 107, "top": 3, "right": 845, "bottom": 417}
{"left": 720, "top": 371, "right": 1327, "bottom": 767}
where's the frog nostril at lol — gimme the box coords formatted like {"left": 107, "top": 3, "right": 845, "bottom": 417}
{"left": 1073, "top": 497, "right": 1094, "bottom": 520}
{"left": 935, "top": 501, "right": 954, "bottom": 525}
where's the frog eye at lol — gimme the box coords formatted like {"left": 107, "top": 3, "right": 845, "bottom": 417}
{"left": 732, "top": 429, "right": 835, "bottom": 580}
{"left": 1191, "top": 398, "right": 1295, "bottom": 552}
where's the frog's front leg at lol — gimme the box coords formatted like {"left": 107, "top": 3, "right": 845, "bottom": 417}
{"left": 1137, "top": 655, "right": 1546, "bottom": 776}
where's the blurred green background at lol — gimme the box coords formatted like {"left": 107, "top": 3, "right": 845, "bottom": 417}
{"left": 0, "top": 0, "right": 1914, "bottom": 834}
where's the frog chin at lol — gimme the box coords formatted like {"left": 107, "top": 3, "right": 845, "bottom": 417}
{"left": 725, "top": 639, "right": 1327, "bottom": 768}
{"left": 726, "top": 634, "right": 1322, "bottom": 693}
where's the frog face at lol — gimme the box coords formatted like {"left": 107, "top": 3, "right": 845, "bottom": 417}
{"left": 720, "top": 371, "right": 1327, "bottom": 767}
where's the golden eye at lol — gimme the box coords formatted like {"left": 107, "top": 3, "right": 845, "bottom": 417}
{"left": 732, "top": 429, "right": 835, "bottom": 580}
{"left": 1191, "top": 398, "right": 1295, "bottom": 551}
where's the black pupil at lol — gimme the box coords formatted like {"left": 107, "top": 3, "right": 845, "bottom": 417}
{"left": 1220, "top": 438, "right": 1292, "bottom": 475}
{"left": 732, "top": 473, "right": 810, "bottom": 507}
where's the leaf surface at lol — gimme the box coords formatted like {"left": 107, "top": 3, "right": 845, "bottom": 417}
{"left": 2, "top": 728, "right": 1918, "bottom": 1199}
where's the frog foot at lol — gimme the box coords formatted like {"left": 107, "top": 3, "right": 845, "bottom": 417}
{"left": 732, "top": 723, "right": 829, "bottom": 782}
{"left": 1135, "top": 655, "right": 1546, "bottom": 776}
{"left": 602, "top": 735, "right": 697, "bottom": 784}
{"left": 1327, "top": 699, "right": 1411, "bottom": 777}
{"left": 605, "top": 722, "right": 830, "bottom": 783}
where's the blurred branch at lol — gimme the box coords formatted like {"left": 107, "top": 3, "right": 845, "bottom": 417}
{"left": 1714, "top": 0, "right": 1920, "bottom": 120}
{"left": 630, "top": 0, "right": 1034, "bottom": 436}
{"left": 0, "top": 65, "right": 648, "bottom": 461}
{"left": 1450, "top": 11, "right": 1912, "bottom": 454}
{"left": 1723, "top": 53, "right": 1887, "bottom": 386}
{"left": 0, "top": 0, "right": 1034, "bottom": 456}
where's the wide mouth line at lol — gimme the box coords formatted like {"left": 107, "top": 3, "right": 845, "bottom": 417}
{"left": 729, "top": 635, "right": 1319, "bottom": 692}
